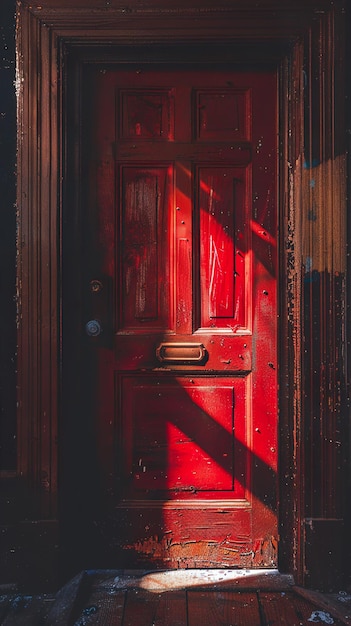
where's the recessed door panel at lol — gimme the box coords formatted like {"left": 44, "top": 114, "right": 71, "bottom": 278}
{"left": 120, "top": 89, "right": 174, "bottom": 140}
{"left": 119, "top": 375, "right": 248, "bottom": 498}
{"left": 195, "top": 89, "right": 250, "bottom": 142}
{"left": 198, "top": 166, "right": 248, "bottom": 330}
{"left": 118, "top": 165, "right": 173, "bottom": 330}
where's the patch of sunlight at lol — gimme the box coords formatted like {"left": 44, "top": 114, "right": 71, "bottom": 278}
{"left": 110, "top": 568, "right": 292, "bottom": 593}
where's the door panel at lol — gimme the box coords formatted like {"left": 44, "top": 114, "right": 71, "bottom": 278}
{"left": 83, "top": 67, "right": 277, "bottom": 568}
{"left": 119, "top": 375, "right": 247, "bottom": 499}
{"left": 119, "top": 166, "right": 172, "bottom": 330}
{"left": 198, "top": 167, "right": 247, "bottom": 328}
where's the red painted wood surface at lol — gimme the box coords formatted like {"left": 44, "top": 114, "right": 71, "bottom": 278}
{"left": 83, "top": 67, "right": 277, "bottom": 568}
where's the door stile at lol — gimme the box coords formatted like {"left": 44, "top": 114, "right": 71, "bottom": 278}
{"left": 175, "top": 161, "right": 193, "bottom": 336}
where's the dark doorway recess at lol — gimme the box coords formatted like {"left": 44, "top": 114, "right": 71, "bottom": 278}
{"left": 11, "top": 1, "right": 349, "bottom": 593}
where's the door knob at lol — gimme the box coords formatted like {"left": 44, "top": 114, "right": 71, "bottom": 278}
{"left": 85, "top": 319, "right": 102, "bottom": 337}
{"left": 90, "top": 279, "right": 103, "bottom": 293}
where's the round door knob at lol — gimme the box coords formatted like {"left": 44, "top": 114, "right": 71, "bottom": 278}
{"left": 85, "top": 319, "right": 102, "bottom": 337}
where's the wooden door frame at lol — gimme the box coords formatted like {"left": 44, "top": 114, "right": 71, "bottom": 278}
{"left": 15, "top": 0, "right": 348, "bottom": 590}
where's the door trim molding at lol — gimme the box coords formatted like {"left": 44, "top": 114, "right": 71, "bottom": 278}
{"left": 15, "top": 0, "right": 348, "bottom": 588}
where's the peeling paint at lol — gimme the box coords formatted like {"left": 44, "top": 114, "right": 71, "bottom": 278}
{"left": 125, "top": 534, "right": 256, "bottom": 567}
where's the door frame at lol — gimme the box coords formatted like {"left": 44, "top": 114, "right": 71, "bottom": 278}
{"left": 15, "top": 0, "right": 348, "bottom": 590}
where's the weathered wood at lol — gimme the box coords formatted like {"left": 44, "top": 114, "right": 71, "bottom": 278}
{"left": 1, "top": 595, "right": 55, "bottom": 626}
{"left": 16, "top": 0, "right": 59, "bottom": 518}
{"left": 14, "top": 0, "right": 349, "bottom": 590}
{"left": 44, "top": 571, "right": 87, "bottom": 626}
{"left": 117, "top": 589, "right": 160, "bottom": 626}
{"left": 293, "top": 586, "right": 351, "bottom": 626}
{"left": 2, "top": 580, "right": 351, "bottom": 626}
{"left": 187, "top": 590, "right": 261, "bottom": 626}
{"left": 277, "top": 38, "right": 305, "bottom": 580}
{"left": 73, "top": 589, "right": 126, "bottom": 626}
{"left": 122, "top": 589, "right": 187, "bottom": 626}
{"left": 299, "top": 5, "right": 347, "bottom": 590}
{"left": 259, "top": 592, "right": 345, "bottom": 626}
{"left": 153, "top": 591, "right": 187, "bottom": 626}
{"left": 18, "top": 0, "right": 337, "bottom": 47}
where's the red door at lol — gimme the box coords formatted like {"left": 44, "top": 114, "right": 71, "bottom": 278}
{"left": 83, "top": 66, "right": 277, "bottom": 568}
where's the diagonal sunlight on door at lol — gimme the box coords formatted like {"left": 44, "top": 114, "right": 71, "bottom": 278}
{"left": 158, "top": 160, "right": 277, "bottom": 508}
{"left": 128, "top": 378, "right": 243, "bottom": 498}
{"left": 177, "top": 378, "right": 277, "bottom": 484}
{"left": 166, "top": 382, "right": 237, "bottom": 494}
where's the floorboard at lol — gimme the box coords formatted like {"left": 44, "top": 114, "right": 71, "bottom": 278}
{"left": 151, "top": 590, "right": 187, "bottom": 626}
{"left": 259, "top": 591, "right": 344, "bottom": 626}
{"left": 1, "top": 595, "right": 54, "bottom": 626}
{"left": 187, "top": 590, "right": 262, "bottom": 626}
{"left": 73, "top": 589, "right": 126, "bottom": 626}
{"left": 1, "top": 570, "right": 350, "bottom": 625}
{"left": 121, "top": 589, "right": 188, "bottom": 626}
{"left": 45, "top": 570, "right": 86, "bottom": 626}
{"left": 122, "top": 589, "right": 165, "bottom": 626}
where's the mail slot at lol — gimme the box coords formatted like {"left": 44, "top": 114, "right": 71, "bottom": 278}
{"left": 156, "top": 342, "right": 207, "bottom": 364}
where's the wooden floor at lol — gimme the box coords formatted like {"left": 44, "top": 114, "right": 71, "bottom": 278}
{"left": 1, "top": 570, "right": 351, "bottom": 625}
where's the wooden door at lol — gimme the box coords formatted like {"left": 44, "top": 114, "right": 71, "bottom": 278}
{"left": 82, "top": 66, "right": 277, "bottom": 568}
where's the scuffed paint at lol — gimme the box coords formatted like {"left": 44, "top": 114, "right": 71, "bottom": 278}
{"left": 125, "top": 534, "right": 256, "bottom": 567}
{"left": 252, "top": 536, "right": 278, "bottom": 567}
{"left": 122, "top": 531, "right": 278, "bottom": 569}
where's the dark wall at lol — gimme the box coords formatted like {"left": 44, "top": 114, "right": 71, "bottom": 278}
{"left": 0, "top": 0, "right": 17, "bottom": 470}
